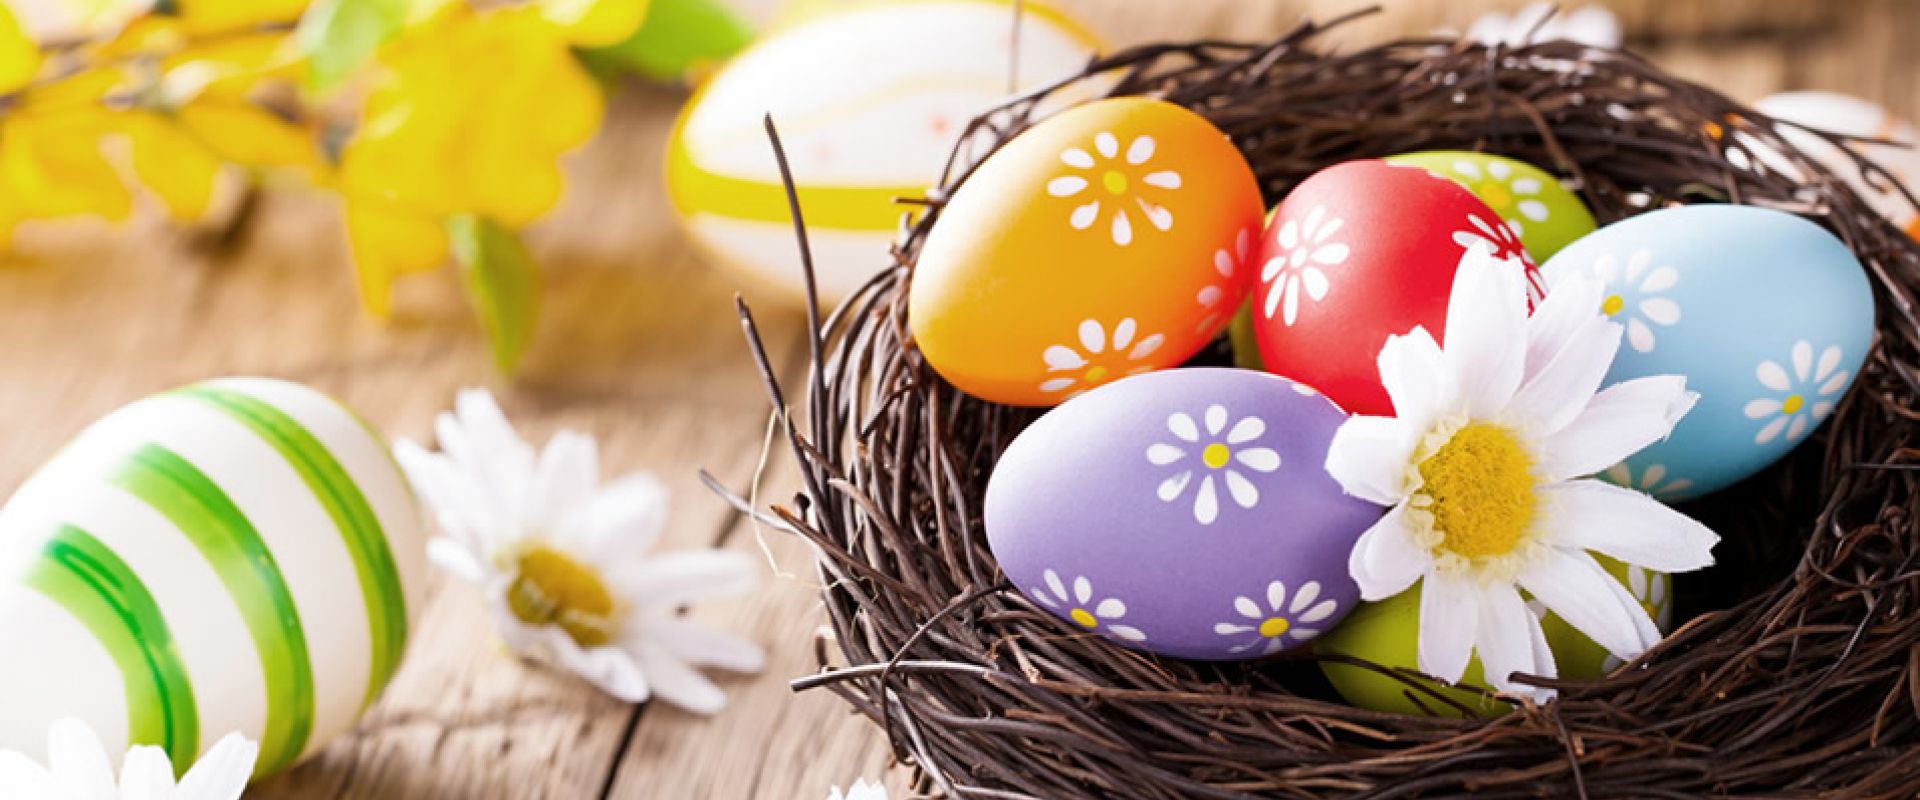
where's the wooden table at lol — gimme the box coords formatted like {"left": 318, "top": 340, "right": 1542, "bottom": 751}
{"left": 1, "top": 1, "right": 1913, "bottom": 797}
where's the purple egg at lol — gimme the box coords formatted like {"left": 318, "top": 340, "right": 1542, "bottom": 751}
{"left": 986, "top": 368, "right": 1384, "bottom": 661}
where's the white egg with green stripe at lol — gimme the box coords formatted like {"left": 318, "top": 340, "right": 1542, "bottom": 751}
{"left": 0, "top": 378, "right": 427, "bottom": 778}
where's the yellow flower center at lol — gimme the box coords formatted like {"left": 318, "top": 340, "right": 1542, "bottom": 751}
{"left": 1258, "top": 616, "right": 1291, "bottom": 638}
{"left": 1601, "top": 294, "right": 1625, "bottom": 316}
{"left": 1478, "top": 181, "right": 1512, "bottom": 208}
{"left": 1102, "top": 169, "right": 1128, "bottom": 195}
{"left": 506, "top": 545, "right": 618, "bottom": 647}
{"left": 1782, "top": 394, "right": 1805, "bottom": 414}
{"left": 1084, "top": 364, "right": 1110, "bottom": 383}
{"left": 1069, "top": 607, "right": 1099, "bottom": 628}
{"left": 1202, "top": 443, "right": 1231, "bottom": 469}
{"left": 1416, "top": 423, "right": 1538, "bottom": 561}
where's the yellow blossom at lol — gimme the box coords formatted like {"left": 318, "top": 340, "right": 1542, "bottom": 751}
{"left": 174, "top": 0, "right": 312, "bottom": 35}
{"left": 0, "top": 3, "right": 41, "bottom": 95}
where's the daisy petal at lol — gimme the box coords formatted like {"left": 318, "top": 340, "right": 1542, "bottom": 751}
{"left": 1540, "top": 376, "right": 1698, "bottom": 481}
{"left": 1756, "top": 360, "right": 1792, "bottom": 391}
{"left": 1157, "top": 471, "right": 1192, "bottom": 501}
{"left": 174, "top": 732, "right": 261, "bottom": 800}
{"left": 1744, "top": 398, "right": 1782, "bottom": 418}
{"left": 1146, "top": 443, "right": 1185, "bottom": 465}
{"left": 1194, "top": 475, "right": 1218, "bottom": 524}
{"left": 1473, "top": 582, "right": 1544, "bottom": 695}
{"left": 1816, "top": 345, "right": 1844, "bottom": 381}
{"left": 1544, "top": 481, "right": 1718, "bottom": 571}
{"left": 1417, "top": 571, "right": 1478, "bottom": 683}
{"left": 1348, "top": 504, "right": 1427, "bottom": 599}
{"left": 1095, "top": 598, "right": 1126, "bottom": 618}
{"left": 640, "top": 617, "right": 767, "bottom": 673}
{"left": 117, "top": 746, "right": 175, "bottom": 800}
{"left": 1299, "top": 598, "right": 1338, "bottom": 624}
{"left": 634, "top": 643, "right": 729, "bottom": 714}
{"left": 1640, "top": 297, "right": 1681, "bottom": 325}
{"left": 1518, "top": 548, "right": 1659, "bottom": 661}
{"left": 1061, "top": 148, "right": 1094, "bottom": 168}
{"left": 1095, "top": 131, "right": 1118, "bottom": 159}
{"left": 1047, "top": 176, "right": 1087, "bottom": 197}
{"left": 1444, "top": 249, "right": 1530, "bottom": 417}
{"left": 553, "top": 632, "right": 651, "bottom": 703}
{"left": 1507, "top": 315, "right": 1623, "bottom": 434}
{"left": 1070, "top": 201, "right": 1100, "bottom": 230}
{"left": 1226, "top": 416, "right": 1265, "bottom": 444}
{"left": 47, "top": 718, "right": 116, "bottom": 800}
{"left": 1144, "top": 170, "right": 1181, "bottom": 189}
{"left": 1224, "top": 469, "right": 1259, "bottom": 508}
{"left": 577, "top": 473, "right": 671, "bottom": 557}
{"left": 1527, "top": 271, "right": 1606, "bottom": 376}
{"left": 1235, "top": 596, "right": 1262, "bottom": 619}
{"left": 1325, "top": 415, "right": 1417, "bottom": 505}
{"left": 1078, "top": 319, "right": 1105, "bottom": 353}
{"left": 1043, "top": 345, "right": 1086, "bottom": 371}
{"left": 427, "top": 537, "right": 487, "bottom": 583}
{"left": 1127, "top": 135, "right": 1155, "bottom": 164}
{"left": 0, "top": 752, "right": 59, "bottom": 797}
{"left": 1107, "top": 625, "right": 1147, "bottom": 642}
{"left": 1377, "top": 326, "right": 1454, "bottom": 425}
{"left": 613, "top": 550, "right": 759, "bottom": 608}
{"left": 1522, "top": 603, "right": 1559, "bottom": 703}
{"left": 1111, "top": 209, "right": 1133, "bottom": 245}
{"left": 1235, "top": 447, "right": 1281, "bottom": 472}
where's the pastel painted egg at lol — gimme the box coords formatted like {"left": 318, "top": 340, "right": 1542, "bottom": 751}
{"left": 1317, "top": 556, "right": 1669, "bottom": 717}
{"left": 911, "top": 98, "right": 1265, "bottom": 406}
{"left": 1542, "top": 205, "right": 1874, "bottom": 500}
{"left": 0, "top": 379, "right": 428, "bottom": 777}
{"left": 1752, "top": 91, "right": 1920, "bottom": 240}
{"left": 1252, "top": 160, "right": 1544, "bottom": 416}
{"left": 666, "top": 0, "right": 1104, "bottom": 304}
{"left": 985, "top": 368, "right": 1383, "bottom": 660}
{"left": 1385, "top": 151, "right": 1598, "bottom": 261}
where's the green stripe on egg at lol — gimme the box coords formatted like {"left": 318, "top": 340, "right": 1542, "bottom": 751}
{"left": 176, "top": 385, "right": 409, "bottom": 710}
{"left": 112, "top": 443, "right": 316, "bottom": 776}
{"left": 22, "top": 524, "right": 200, "bottom": 769}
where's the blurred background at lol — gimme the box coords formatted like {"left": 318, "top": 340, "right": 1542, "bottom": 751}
{"left": 0, "top": 0, "right": 1913, "bottom": 797}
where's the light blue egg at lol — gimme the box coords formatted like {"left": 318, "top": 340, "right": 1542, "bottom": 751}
{"left": 1541, "top": 205, "right": 1873, "bottom": 500}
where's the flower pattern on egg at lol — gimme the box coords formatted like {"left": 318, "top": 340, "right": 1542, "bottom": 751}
{"left": 1213, "top": 579, "right": 1338, "bottom": 655}
{"left": 1146, "top": 404, "right": 1282, "bottom": 525}
{"left": 1445, "top": 157, "right": 1552, "bottom": 238}
{"left": 1030, "top": 569, "right": 1146, "bottom": 642}
{"left": 1604, "top": 462, "right": 1695, "bottom": 498}
{"left": 1600, "top": 566, "right": 1670, "bottom": 672}
{"left": 1744, "top": 340, "right": 1848, "bottom": 446}
{"left": 1038, "top": 318, "right": 1165, "bottom": 396}
{"left": 1451, "top": 211, "right": 1546, "bottom": 302}
{"left": 1260, "top": 205, "right": 1348, "bottom": 326}
{"left": 1048, "top": 131, "right": 1180, "bottom": 247}
{"left": 1196, "top": 227, "right": 1253, "bottom": 334}
{"left": 1591, "top": 248, "right": 1681, "bottom": 353}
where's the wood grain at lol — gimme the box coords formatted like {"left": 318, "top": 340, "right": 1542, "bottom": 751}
{"left": 0, "top": 1, "right": 1913, "bottom": 798}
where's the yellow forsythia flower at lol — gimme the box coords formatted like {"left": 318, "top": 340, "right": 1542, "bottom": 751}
{"left": 0, "top": 105, "right": 132, "bottom": 235}
{"left": 0, "top": 3, "right": 41, "bottom": 95}
{"left": 174, "top": 0, "right": 312, "bottom": 35}
{"left": 539, "top": 0, "right": 652, "bottom": 48}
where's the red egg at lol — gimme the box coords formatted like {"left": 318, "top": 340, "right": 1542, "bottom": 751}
{"left": 1252, "top": 160, "right": 1544, "bottom": 416}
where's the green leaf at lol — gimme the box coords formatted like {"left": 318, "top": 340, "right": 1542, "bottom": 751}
{"left": 295, "top": 0, "right": 407, "bottom": 93}
{"left": 582, "top": 0, "right": 754, "bottom": 82}
{"left": 447, "top": 215, "right": 541, "bottom": 373}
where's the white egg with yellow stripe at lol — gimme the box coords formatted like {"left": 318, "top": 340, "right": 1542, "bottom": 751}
{"left": 667, "top": 0, "right": 1104, "bottom": 304}
{"left": 0, "top": 378, "right": 427, "bottom": 778}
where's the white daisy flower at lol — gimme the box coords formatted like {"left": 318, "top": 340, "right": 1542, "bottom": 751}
{"left": 1590, "top": 249, "right": 1681, "bottom": 353}
{"left": 1444, "top": 158, "right": 1551, "bottom": 238}
{"left": 1323, "top": 247, "right": 1718, "bottom": 702}
{"left": 0, "top": 719, "right": 256, "bottom": 800}
{"left": 395, "top": 390, "right": 766, "bottom": 715}
{"left": 1601, "top": 566, "right": 1672, "bottom": 672}
{"left": 827, "top": 778, "right": 889, "bottom": 800}
{"left": 1260, "top": 204, "right": 1349, "bottom": 326}
{"left": 1603, "top": 462, "right": 1695, "bottom": 498}
{"left": 1146, "top": 405, "right": 1283, "bottom": 525}
{"left": 1197, "top": 227, "right": 1254, "bottom": 334}
{"left": 1030, "top": 570, "right": 1146, "bottom": 642}
{"left": 1213, "top": 579, "right": 1340, "bottom": 655}
{"left": 1744, "top": 341, "right": 1848, "bottom": 446}
{"left": 1048, "top": 131, "right": 1179, "bottom": 246}
{"left": 1038, "top": 318, "right": 1165, "bottom": 397}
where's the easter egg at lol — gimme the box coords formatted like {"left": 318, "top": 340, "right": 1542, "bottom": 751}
{"left": 1385, "top": 151, "right": 1598, "bottom": 261}
{"left": 666, "top": 0, "right": 1104, "bottom": 304}
{"left": 985, "top": 368, "right": 1383, "bottom": 660}
{"left": 911, "top": 98, "right": 1265, "bottom": 407}
{"left": 0, "top": 378, "right": 428, "bottom": 777}
{"left": 1252, "top": 160, "right": 1543, "bottom": 417}
{"left": 1317, "top": 556, "right": 1670, "bottom": 717}
{"left": 1752, "top": 91, "right": 1920, "bottom": 240}
{"left": 1541, "top": 205, "right": 1874, "bottom": 500}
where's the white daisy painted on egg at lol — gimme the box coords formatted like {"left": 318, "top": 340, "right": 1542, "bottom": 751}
{"left": 1591, "top": 249, "right": 1681, "bottom": 353}
{"left": 1038, "top": 318, "right": 1166, "bottom": 396}
{"left": 1030, "top": 570, "right": 1146, "bottom": 641}
{"left": 1197, "top": 227, "right": 1253, "bottom": 333}
{"left": 1146, "top": 404, "right": 1283, "bottom": 525}
{"left": 1213, "top": 579, "right": 1340, "bottom": 655}
{"left": 1049, "top": 131, "right": 1180, "bottom": 246}
{"left": 1745, "top": 340, "right": 1848, "bottom": 445}
{"left": 1601, "top": 566, "right": 1671, "bottom": 672}
{"left": 1604, "top": 462, "right": 1695, "bottom": 498}
{"left": 1446, "top": 157, "right": 1552, "bottom": 237}
{"left": 1260, "top": 204, "right": 1349, "bottom": 326}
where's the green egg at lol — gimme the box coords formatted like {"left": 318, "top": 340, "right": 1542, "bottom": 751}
{"left": 1316, "top": 554, "right": 1671, "bottom": 716}
{"left": 1228, "top": 300, "right": 1263, "bottom": 370}
{"left": 1385, "top": 151, "right": 1598, "bottom": 261}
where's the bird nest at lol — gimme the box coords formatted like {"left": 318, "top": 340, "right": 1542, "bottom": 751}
{"left": 732, "top": 12, "right": 1920, "bottom": 799}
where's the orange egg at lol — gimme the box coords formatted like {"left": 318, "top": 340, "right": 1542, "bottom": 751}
{"left": 909, "top": 98, "right": 1264, "bottom": 407}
